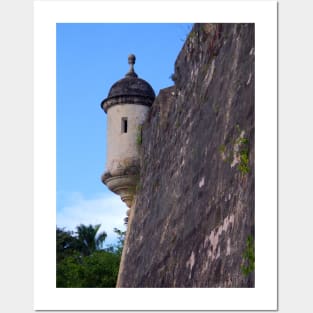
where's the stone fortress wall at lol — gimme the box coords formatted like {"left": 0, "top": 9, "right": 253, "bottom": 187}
{"left": 117, "top": 23, "right": 255, "bottom": 287}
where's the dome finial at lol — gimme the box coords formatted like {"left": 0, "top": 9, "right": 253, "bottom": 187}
{"left": 126, "top": 54, "right": 138, "bottom": 78}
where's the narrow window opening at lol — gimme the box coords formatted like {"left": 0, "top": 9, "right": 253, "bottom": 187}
{"left": 122, "top": 117, "right": 128, "bottom": 133}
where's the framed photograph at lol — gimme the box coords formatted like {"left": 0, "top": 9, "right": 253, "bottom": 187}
{"left": 34, "top": 0, "right": 277, "bottom": 310}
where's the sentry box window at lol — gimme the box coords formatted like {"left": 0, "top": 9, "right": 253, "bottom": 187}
{"left": 121, "top": 117, "right": 128, "bottom": 133}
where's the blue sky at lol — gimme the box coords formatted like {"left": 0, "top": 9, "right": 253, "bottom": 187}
{"left": 56, "top": 23, "right": 193, "bottom": 246}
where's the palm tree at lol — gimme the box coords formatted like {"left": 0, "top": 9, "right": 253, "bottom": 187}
{"left": 75, "top": 224, "right": 107, "bottom": 256}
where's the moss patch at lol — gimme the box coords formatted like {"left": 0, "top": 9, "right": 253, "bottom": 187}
{"left": 241, "top": 235, "right": 255, "bottom": 277}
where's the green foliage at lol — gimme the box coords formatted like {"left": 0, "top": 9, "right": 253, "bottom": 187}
{"left": 76, "top": 224, "right": 107, "bottom": 256}
{"left": 57, "top": 251, "right": 120, "bottom": 288}
{"left": 105, "top": 228, "right": 126, "bottom": 257}
{"left": 237, "top": 137, "right": 250, "bottom": 174}
{"left": 56, "top": 224, "right": 125, "bottom": 288}
{"left": 238, "top": 137, "right": 248, "bottom": 145}
{"left": 136, "top": 125, "right": 143, "bottom": 145}
{"left": 56, "top": 227, "right": 80, "bottom": 263}
{"left": 218, "top": 144, "right": 226, "bottom": 153}
{"left": 113, "top": 228, "right": 126, "bottom": 256}
{"left": 219, "top": 125, "right": 251, "bottom": 173}
{"left": 81, "top": 251, "right": 120, "bottom": 287}
{"left": 56, "top": 254, "right": 84, "bottom": 287}
{"left": 241, "top": 235, "right": 255, "bottom": 277}
{"left": 238, "top": 149, "right": 249, "bottom": 174}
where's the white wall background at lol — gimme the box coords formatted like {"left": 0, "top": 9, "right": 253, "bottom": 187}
{"left": 1, "top": 0, "right": 313, "bottom": 312}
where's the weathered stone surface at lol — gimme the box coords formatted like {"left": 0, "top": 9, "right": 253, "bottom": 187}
{"left": 118, "top": 23, "right": 255, "bottom": 287}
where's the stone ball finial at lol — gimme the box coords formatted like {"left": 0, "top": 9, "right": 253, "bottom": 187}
{"left": 128, "top": 54, "right": 136, "bottom": 65}
{"left": 126, "top": 54, "right": 138, "bottom": 78}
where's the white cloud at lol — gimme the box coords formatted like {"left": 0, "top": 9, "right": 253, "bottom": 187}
{"left": 57, "top": 192, "right": 127, "bottom": 246}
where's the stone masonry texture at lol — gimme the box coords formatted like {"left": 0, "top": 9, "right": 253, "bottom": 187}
{"left": 118, "top": 23, "right": 255, "bottom": 287}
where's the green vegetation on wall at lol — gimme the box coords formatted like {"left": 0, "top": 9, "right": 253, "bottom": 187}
{"left": 237, "top": 137, "right": 250, "bottom": 174}
{"left": 136, "top": 125, "right": 143, "bottom": 146}
{"left": 218, "top": 125, "right": 251, "bottom": 174}
{"left": 241, "top": 235, "right": 255, "bottom": 277}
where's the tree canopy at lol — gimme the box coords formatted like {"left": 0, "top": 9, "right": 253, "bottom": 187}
{"left": 56, "top": 224, "right": 125, "bottom": 288}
